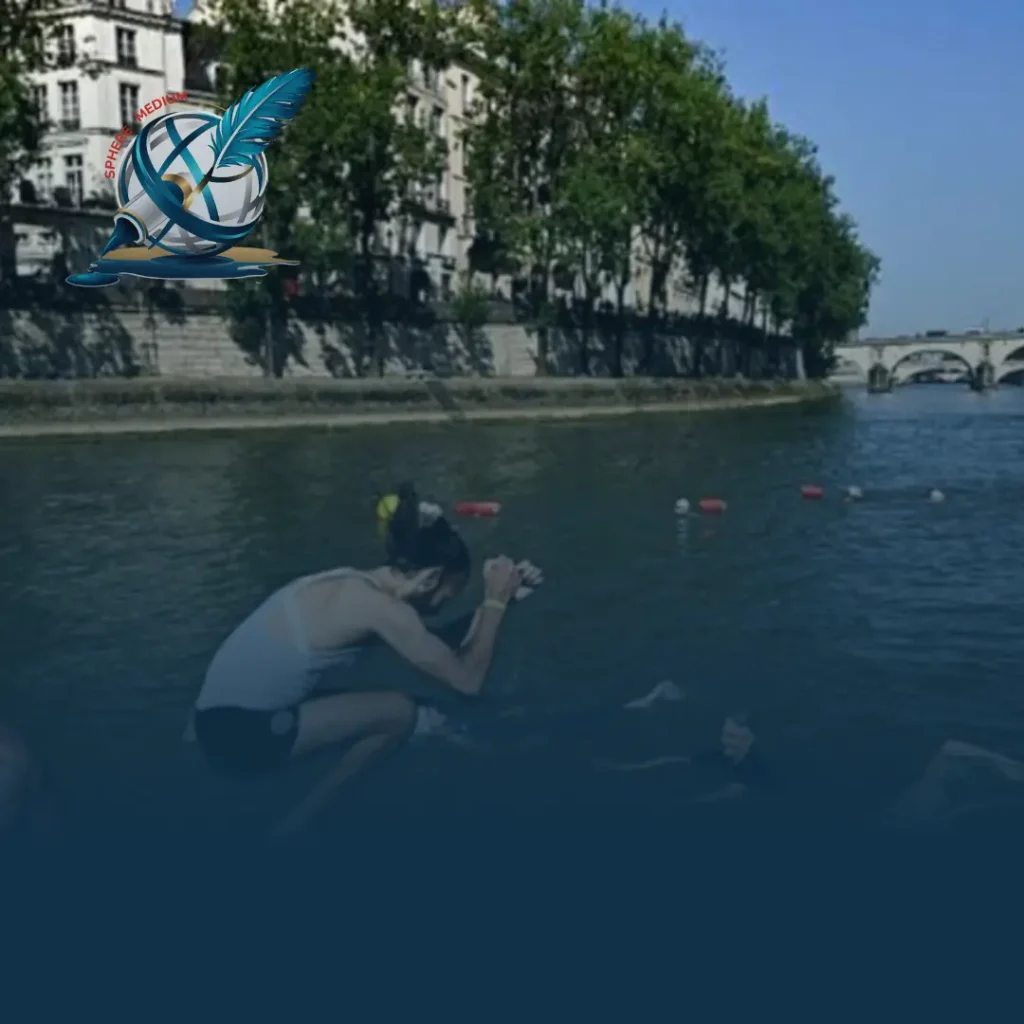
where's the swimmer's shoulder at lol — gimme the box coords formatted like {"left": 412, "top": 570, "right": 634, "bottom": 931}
{"left": 333, "top": 570, "right": 406, "bottom": 622}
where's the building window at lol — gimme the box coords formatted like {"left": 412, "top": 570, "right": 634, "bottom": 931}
{"left": 55, "top": 24, "right": 76, "bottom": 66}
{"left": 116, "top": 27, "right": 137, "bottom": 67}
{"left": 460, "top": 74, "right": 470, "bottom": 113}
{"left": 30, "top": 84, "right": 48, "bottom": 121}
{"left": 64, "top": 154, "right": 83, "bottom": 205}
{"left": 119, "top": 83, "right": 139, "bottom": 126}
{"left": 58, "top": 81, "right": 79, "bottom": 129}
{"left": 36, "top": 158, "right": 53, "bottom": 200}
{"left": 431, "top": 106, "right": 444, "bottom": 139}
{"left": 109, "top": 0, "right": 127, "bottom": 8}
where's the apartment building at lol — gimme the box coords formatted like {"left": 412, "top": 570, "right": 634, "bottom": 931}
{"left": 16, "top": 3, "right": 729, "bottom": 319}
{"left": 385, "top": 57, "right": 477, "bottom": 299}
{"left": 12, "top": 0, "right": 189, "bottom": 274}
{"left": 23, "top": 0, "right": 187, "bottom": 206}
{"left": 181, "top": 0, "right": 476, "bottom": 297}
{"left": 13, "top": 0, "right": 475, "bottom": 290}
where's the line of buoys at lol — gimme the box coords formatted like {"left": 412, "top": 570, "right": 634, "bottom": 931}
{"left": 453, "top": 501, "right": 501, "bottom": 518}
{"left": 673, "top": 485, "right": 952, "bottom": 517}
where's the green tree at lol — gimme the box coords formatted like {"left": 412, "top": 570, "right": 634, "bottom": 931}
{"left": 210, "top": 0, "right": 345, "bottom": 374}
{"left": 555, "top": 1, "right": 649, "bottom": 375}
{"left": 791, "top": 210, "right": 879, "bottom": 377}
{"left": 0, "top": 0, "right": 50, "bottom": 281}
{"left": 727, "top": 107, "right": 819, "bottom": 373}
{"left": 462, "top": 0, "right": 587, "bottom": 374}
{"left": 629, "top": 21, "right": 739, "bottom": 373}
{"left": 212, "top": 0, "right": 455, "bottom": 375}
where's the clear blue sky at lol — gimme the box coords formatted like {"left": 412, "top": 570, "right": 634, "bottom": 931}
{"left": 626, "top": 0, "right": 1024, "bottom": 337}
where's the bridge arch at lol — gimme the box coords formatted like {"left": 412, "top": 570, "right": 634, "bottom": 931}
{"left": 832, "top": 354, "right": 867, "bottom": 380}
{"left": 996, "top": 362, "right": 1024, "bottom": 383}
{"left": 889, "top": 348, "right": 975, "bottom": 385}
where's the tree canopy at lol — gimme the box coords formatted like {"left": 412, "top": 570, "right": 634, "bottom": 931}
{"left": 460, "top": 0, "right": 879, "bottom": 376}
{"left": 4, "top": 0, "right": 879, "bottom": 376}
{"left": 1, "top": 0, "right": 53, "bottom": 281}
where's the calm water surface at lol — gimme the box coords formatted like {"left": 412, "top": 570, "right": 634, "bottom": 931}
{"left": 3, "top": 386, "right": 1024, "bottom": 836}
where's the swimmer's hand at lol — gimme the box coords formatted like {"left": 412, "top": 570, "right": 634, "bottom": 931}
{"left": 721, "top": 718, "right": 755, "bottom": 765}
{"left": 513, "top": 560, "right": 543, "bottom": 601}
{"left": 483, "top": 556, "right": 522, "bottom": 605}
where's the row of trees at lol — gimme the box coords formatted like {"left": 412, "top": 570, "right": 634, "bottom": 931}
{"left": 2, "top": 0, "right": 880, "bottom": 378}
{"left": 1, "top": 0, "right": 50, "bottom": 279}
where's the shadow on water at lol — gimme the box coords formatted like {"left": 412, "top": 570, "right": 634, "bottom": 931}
{"left": 4, "top": 386, "right": 1024, "bottom": 840}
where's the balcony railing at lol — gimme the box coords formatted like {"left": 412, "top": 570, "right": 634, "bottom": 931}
{"left": 117, "top": 54, "right": 138, "bottom": 68}
{"left": 59, "top": 117, "right": 81, "bottom": 131}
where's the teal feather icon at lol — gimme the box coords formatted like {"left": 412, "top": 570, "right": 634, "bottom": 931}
{"left": 196, "top": 67, "right": 315, "bottom": 194}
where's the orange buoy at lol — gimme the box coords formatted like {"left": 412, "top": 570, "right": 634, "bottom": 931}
{"left": 453, "top": 501, "right": 501, "bottom": 518}
{"left": 698, "top": 497, "right": 727, "bottom": 514}
{"left": 801, "top": 485, "right": 824, "bottom": 500}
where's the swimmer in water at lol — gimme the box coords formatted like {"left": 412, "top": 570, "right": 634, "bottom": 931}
{"left": 189, "top": 481, "right": 525, "bottom": 840}
{"left": 415, "top": 680, "right": 758, "bottom": 804}
{"left": 880, "top": 740, "right": 1024, "bottom": 832}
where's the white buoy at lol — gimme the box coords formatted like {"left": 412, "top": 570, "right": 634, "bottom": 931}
{"left": 674, "top": 498, "right": 690, "bottom": 515}
{"left": 928, "top": 489, "right": 945, "bottom": 503}
{"left": 846, "top": 486, "right": 864, "bottom": 501}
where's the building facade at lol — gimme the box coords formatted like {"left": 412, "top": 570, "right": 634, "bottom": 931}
{"left": 14, "top": 0, "right": 188, "bottom": 274}
{"left": 12, "top": 2, "right": 737, "bottom": 320}
{"left": 25, "top": 0, "right": 186, "bottom": 206}
{"left": 14, "top": 0, "right": 476, "bottom": 291}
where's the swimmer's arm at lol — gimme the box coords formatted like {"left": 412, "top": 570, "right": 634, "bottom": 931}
{"left": 429, "top": 610, "right": 479, "bottom": 650}
{"left": 432, "top": 562, "right": 540, "bottom": 650}
{"left": 363, "top": 591, "right": 506, "bottom": 697}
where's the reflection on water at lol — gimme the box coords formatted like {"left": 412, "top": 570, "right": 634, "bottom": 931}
{"left": 3, "top": 386, "right": 1024, "bottom": 835}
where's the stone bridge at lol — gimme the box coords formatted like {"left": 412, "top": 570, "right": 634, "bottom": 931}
{"left": 833, "top": 333, "right": 1024, "bottom": 390}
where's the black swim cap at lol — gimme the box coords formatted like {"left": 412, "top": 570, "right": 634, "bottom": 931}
{"left": 381, "top": 482, "right": 470, "bottom": 579}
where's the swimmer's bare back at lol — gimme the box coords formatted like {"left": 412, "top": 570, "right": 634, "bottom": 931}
{"left": 286, "top": 573, "right": 381, "bottom": 651}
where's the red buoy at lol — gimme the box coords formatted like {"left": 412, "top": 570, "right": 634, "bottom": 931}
{"left": 453, "top": 501, "right": 501, "bottom": 518}
{"left": 698, "top": 498, "right": 727, "bottom": 514}
{"left": 801, "top": 485, "right": 824, "bottom": 500}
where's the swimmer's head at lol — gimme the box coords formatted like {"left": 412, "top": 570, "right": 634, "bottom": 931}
{"left": 378, "top": 482, "right": 470, "bottom": 612}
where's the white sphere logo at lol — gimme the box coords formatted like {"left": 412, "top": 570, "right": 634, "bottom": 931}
{"left": 67, "top": 68, "right": 314, "bottom": 287}
{"left": 116, "top": 110, "right": 269, "bottom": 257}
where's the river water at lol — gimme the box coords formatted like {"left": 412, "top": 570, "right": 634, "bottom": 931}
{"left": 3, "top": 386, "right": 1024, "bottom": 838}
